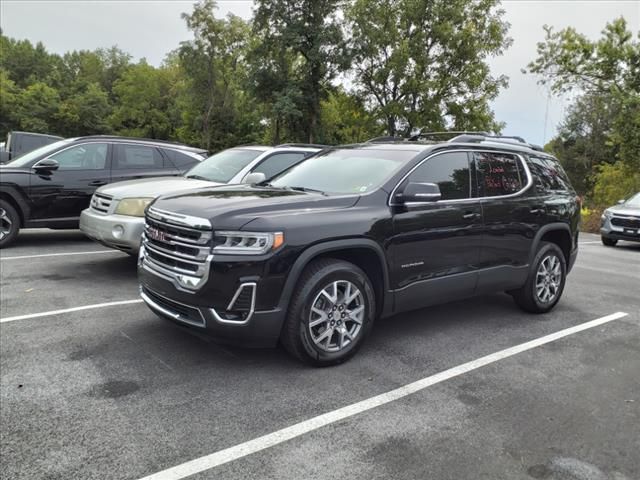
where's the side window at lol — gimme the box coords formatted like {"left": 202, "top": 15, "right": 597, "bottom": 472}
{"left": 113, "top": 144, "right": 163, "bottom": 169}
{"left": 529, "top": 156, "right": 572, "bottom": 192}
{"left": 405, "top": 152, "right": 471, "bottom": 200}
{"left": 162, "top": 149, "right": 200, "bottom": 170}
{"left": 475, "top": 152, "right": 525, "bottom": 197}
{"left": 48, "top": 143, "right": 108, "bottom": 170}
{"left": 251, "top": 152, "right": 308, "bottom": 180}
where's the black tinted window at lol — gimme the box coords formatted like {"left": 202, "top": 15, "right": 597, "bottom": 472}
{"left": 528, "top": 156, "right": 572, "bottom": 192}
{"left": 163, "top": 149, "right": 200, "bottom": 170}
{"left": 475, "top": 152, "right": 524, "bottom": 197}
{"left": 252, "top": 152, "right": 308, "bottom": 179}
{"left": 406, "top": 152, "right": 471, "bottom": 200}
{"left": 49, "top": 143, "right": 108, "bottom": 170}
{"left": 114, "top": 144, "right": 163, "bottom": 169}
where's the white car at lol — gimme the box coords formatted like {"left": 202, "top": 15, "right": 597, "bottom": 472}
{"left": 80, "top": 144, "right": 322, "bottom": 253}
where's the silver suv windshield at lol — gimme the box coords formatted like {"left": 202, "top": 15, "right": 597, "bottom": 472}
{"left": 4, "top": 139, "right": 73, "bottom": 167}
{"left": 185, "top": 148, "right": 264, "bottom": 183}
{"left": 625, "top": 193, "right": 640, "bottom": 207}
{"left": 269, "top": 147, "right": 419, "bottom": 194}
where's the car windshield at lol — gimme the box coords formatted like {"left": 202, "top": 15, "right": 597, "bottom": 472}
{"left": 185, "top": 148, "right": 264, "bottom": 183}
{"left": 4, "top": 139, "right": 73, "bottom": 167}
{"left": 625, "top": 193, "right": 640, "bottom": 207}
{"left": 269, "top": 147, "right": 420, "bottom": 194}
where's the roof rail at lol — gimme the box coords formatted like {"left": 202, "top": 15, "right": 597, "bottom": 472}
{"left": 275, "top": 143, "right": 329, "bottom": 149}
{"left": 365, "top": 135, "right": 407, "bottom": 143}
{"left": 408, "top": 130, "right": 491, "bottom": 141}
{"left": 448, "top": 134, "right": 545, "bottom": 152}
{"left": 79, "top": 135, "right": 207, "bottom": 151}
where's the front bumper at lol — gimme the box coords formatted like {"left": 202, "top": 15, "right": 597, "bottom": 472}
{"left": 139, "top": 283, "right": 285, "bottom": 347}
{"left": 80, "top": 208, "right": 145, "bottom": 252}
{"left": 600, "top": 216, "right": 640, "bottom": 243}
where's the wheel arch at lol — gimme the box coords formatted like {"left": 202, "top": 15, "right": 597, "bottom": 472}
{"left": 278, "top": 239, "right": 391, "bottom": 319}
{"left": 530, "top": 223, "right": 572, "bottom": 267}
{"left": 0, "top": 187, "right": 29, "bottom": 227}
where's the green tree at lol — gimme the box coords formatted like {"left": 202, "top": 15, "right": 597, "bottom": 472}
{"left": 527, "top": 17, "right": 640, "bottom": 204}
{"left": 56, "top": 82, "right": 111, "bottom": 136}
{"left": 252, "top": 0, "right": 349, "bottom": 143}
{"left": 179, "top": 0, "right": 262, "bottom": 150}
{"left": 109, "top": 61, "right": 174, "bottom": 139}
{"left": 0, "top": 70, "right": 19, "bottom": 138}
{"left": 347, "top": 0, "right": 511, "bottom": 136}
{"left": 15, "top": 82, "right": 60, "bottom": 133}
{"left": 318, "top": 89, "right": 382, "bottom": 144}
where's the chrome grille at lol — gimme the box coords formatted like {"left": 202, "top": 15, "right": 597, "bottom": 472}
{"left": 90, "top": 193, "right": 113, "bottom": 214}
{"left": 140, "top": 207, "right": 212, "bottom": 291}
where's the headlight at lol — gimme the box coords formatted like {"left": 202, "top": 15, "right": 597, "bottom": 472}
{"left": 115, "top": 198, "right": 154, "bottom": 217}
{"left": 601, "top": 210, "right": 613, "bottom": 220}
{"left": 213, "top": 231, "right": 284, "bottom": 255}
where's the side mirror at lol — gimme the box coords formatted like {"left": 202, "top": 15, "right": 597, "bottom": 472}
{"left": 617, "top": 199, "right": 625, "bottom": 205}
{"left": 243, "top": 172, "right": 266, "bottom": 184}
{"left": 401, "top": 182, "right": 441, "bottom": 203}
{"left": 33, "top": 158, "right": 59, "bottom": 173}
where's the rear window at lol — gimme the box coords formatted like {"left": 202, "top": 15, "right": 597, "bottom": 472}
{"left": 162, "top": 149, "right": 202, "bottom": 170}
{"left": 474, "top": 152, "right": 525, "bottom": 197}
{"left": 528, "top": 156, "right": 573, "bottom": 192}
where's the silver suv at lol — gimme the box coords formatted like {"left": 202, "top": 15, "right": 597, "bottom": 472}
{"left": 601, "top": 192, "right": 640, "bottom": 246}
{"left": 80, "top": 144, "right": 322, "bottom": 254}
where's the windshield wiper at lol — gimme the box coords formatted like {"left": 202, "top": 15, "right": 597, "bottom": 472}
{"left": 288, "top": 186, "right": 328, "bottom": 196}
{"left": 185, "top": 174, "right": 210, "bottom": 181}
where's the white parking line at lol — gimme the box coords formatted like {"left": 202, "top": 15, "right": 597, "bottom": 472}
{"left": 0, "top": 250, "right": 120, "bottom": 261}
{"left": 1, "top": 299, "right": 144, "bottom": 323}
{"left": 137, "top": 311, "right": 630, "bottom": 480}
{"left": 578, "top": 241, "right": 602, "bottom": 245}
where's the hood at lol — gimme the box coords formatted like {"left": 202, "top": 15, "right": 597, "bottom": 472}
{"left": 0, "top": 166, "right": 31, "bottom": 175}
{"left": 607, "top": 203, "right": 640, "bottom": 217}
{"left": 152, "top": 184, "right": 360, "bottom": 230}
{"left": 97, "top": 176, "right": 220, "bottom": 199}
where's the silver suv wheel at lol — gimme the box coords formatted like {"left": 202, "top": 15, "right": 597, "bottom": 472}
{"left": 0, "top": 208, "right": 13, "bottom": 241}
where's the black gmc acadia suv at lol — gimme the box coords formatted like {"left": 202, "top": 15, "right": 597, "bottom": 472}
{"left": 0, "top": 135, "right": 207, "bottom": 247}
{"left": 138, "top": 134, "right": 580, "bottom": 366}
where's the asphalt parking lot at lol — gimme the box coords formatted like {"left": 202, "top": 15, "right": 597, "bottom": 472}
{"left": 1, "top": 230, "right": 638, "bottom": 480}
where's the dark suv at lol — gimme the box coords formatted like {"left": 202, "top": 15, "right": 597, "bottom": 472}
{"left": 0, "top": 135, "right": 207, "bottom": 247}
{"left": 138, "top": 134, "right": 580, "bottom": 366}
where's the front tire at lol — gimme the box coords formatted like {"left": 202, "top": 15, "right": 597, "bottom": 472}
{"left": 0, "top": 200, "right": 20, "bottom": 248}
{"left": 280, "top": 258, "right": 376, "bottom": 366}
{"left": 512, "top": 242, "right": 567, "bottom": 314}
{"left": 601, "top": 236, "right": 617, "bottom": 247}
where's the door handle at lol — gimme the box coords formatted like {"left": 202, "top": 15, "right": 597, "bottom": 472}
{"left": 89, "top": 180, "right": 108, "bottom": 187}
{"left": 530, "top": 208, "right": 544, "bottom": 215}
{"left": 463, "top": 212, "right": 480, "bottom": 220}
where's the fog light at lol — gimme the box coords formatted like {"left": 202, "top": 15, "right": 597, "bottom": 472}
{"left": 112, "top": 225, "right": 125, "bottom": 238}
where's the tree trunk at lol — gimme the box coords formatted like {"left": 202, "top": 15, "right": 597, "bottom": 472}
{"left": 387, "top": 116, "right": 396, "bottom": 136}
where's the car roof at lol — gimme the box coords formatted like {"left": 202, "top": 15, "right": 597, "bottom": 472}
{"left": 68, "top": 135, "right": 208, "bottom": 154}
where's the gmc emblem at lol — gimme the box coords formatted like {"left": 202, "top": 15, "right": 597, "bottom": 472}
{"left": 147, "top": 227, "right": 167, "bottom": 242}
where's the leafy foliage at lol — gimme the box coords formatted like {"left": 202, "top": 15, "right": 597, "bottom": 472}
{"left": 528, "top": 17, "right": 640, "bottom": 206}
{"left": 347, "top": 0, "right": 511, "bottom": 135}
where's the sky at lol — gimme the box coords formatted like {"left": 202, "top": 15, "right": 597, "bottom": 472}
{"left": 1, "top": 0, "right": 638, "bottom": 146}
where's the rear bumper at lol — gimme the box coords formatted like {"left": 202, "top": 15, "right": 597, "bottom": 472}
{"left": 80, "top": 208, "right": 144, "bottom": 252}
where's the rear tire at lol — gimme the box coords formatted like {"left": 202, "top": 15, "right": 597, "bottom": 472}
{"left": 601, "top": 236, "right": 617, "bottom": 247}
{"left": 512, "top": 241, "right": 566, "bottom": 314}
{"left": 0, "top": 200, "right": 20, "bottom": 248}
{"left": 280, "top": 258, "right": 376, "bottom": 367}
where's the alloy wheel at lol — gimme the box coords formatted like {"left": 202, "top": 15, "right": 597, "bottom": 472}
{"left": 535, "top": 254, "right": 562, "bottom": 304}
{"left": 0, "top": 208, "right": 12, "bottom": 241}
{"left": 308, "top": 280, "right": 365, "bottom": 353}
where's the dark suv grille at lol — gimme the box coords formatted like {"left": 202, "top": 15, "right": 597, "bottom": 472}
{"left": 142, "top": 286, "right": 205, "bottom": 326}
{"left": 611, "top": 216, "right": 640, "bottom": 229}
{"left": 141, "top": 207, "right": 212, "bottom": 289}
